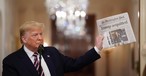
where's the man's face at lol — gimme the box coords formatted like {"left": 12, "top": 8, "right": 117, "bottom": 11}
{"left": 22, "top": 28, "right": 44, "bottom": 51}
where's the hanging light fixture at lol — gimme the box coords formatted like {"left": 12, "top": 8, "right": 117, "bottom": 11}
{"left": 45, "top": 0, "right": 89, "bottom": 38}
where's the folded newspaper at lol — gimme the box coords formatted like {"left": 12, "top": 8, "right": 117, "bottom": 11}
{"left": 96, "top": 12, "right": 136, "bottom": 48}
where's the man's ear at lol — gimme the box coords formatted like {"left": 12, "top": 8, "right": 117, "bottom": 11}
{"left": 21, "top": 36, "right": 27, "bottom": 43}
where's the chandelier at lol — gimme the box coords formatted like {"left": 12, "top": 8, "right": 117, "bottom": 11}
{"left": 45, "top": 0, "right": 89, "bottom": 38}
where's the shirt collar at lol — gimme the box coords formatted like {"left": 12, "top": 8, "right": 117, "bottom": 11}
{"left": 23, "top": 45, "right": 34, "bottom": 58}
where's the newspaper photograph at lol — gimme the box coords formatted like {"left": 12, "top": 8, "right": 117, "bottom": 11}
{"left": 96, "top": 12, "right": 136, "bottom": 48}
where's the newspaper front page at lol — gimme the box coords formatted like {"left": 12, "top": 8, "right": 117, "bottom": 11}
{"left": 96, "top": 12, "right": 136, "bottom": 48}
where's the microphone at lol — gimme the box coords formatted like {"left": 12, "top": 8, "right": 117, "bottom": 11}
{"left": 38, "top": 44, "right": 44, "bottom": 55}
{"left": 38, "top": 44, "right": 44, "bottom": 66}
{"left": 37, "top": 44, "right": 44, "bottom": 75}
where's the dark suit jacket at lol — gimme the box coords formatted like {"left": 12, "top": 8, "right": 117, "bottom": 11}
{"left": 2, "top": 46, "right": 101, "bottom": 76}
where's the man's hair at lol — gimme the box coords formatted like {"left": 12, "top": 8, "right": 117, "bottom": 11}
{"left": 19, "top": 21, "right": 44, "bottom": 43}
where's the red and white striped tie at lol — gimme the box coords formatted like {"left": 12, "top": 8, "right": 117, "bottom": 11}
{"left": 33, "top": 52, "right": 44, "bottom": 76}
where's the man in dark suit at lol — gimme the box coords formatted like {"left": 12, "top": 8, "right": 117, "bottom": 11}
{"left": 2, "top": 21, "right": 104, "bottom": 76}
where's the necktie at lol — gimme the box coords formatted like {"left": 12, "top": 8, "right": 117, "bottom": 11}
{"left": 33, "top": 52, "right": 45, "bottom": 76}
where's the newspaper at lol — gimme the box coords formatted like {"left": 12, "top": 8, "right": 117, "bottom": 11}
{"left": 96, "top": 12, "right": 136, "bottom": 48}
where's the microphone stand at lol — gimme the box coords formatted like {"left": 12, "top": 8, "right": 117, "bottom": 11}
{"left": 38, "top": 44, "right": 44, "bottom": 75}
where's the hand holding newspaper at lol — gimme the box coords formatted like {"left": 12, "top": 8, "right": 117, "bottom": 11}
{"left": 96, "top": 12, "right": 136, "bottom": 48}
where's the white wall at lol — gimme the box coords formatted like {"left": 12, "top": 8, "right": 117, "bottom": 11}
{"left": 140, "top": 0, "right": 146, "bottom": 76}
{"left": 0, "top": 12, "right": 2, "bottom": 76}
{"left": 0, "top": 0, "right": 5, "bottom": 75}
{"left": 0, "top": 0, "right": 15, "bottom": 75}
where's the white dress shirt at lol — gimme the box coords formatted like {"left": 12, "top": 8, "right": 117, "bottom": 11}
{"left": 24, "top": 45, "right": 51, "bottom": 76}
{"left": 94, "top": 46, "right": 100, "bottom": 53}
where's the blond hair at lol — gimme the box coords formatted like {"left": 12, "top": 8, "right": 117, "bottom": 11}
{"left": 19, "top": 21, "right": 44, "bottom": 43}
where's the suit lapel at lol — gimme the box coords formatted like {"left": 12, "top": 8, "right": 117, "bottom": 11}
{"left": 18, "top": 48, "right": 38, "bottom": 76}
{"left": 43, "top": 51, "right": 57, "bottom": 76}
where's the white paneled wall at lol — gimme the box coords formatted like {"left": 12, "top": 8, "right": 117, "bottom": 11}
{"left": 140, "top": 0, "right": 146, "bottom": 76}
{"left": 0, "top": 0, "right": 5, "bottom": 75}
{"left": 0, "top": 0, "right": 16, "bottom": 75}
{"left": 0, "top": 11, "right": 2, "bottom": 76}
